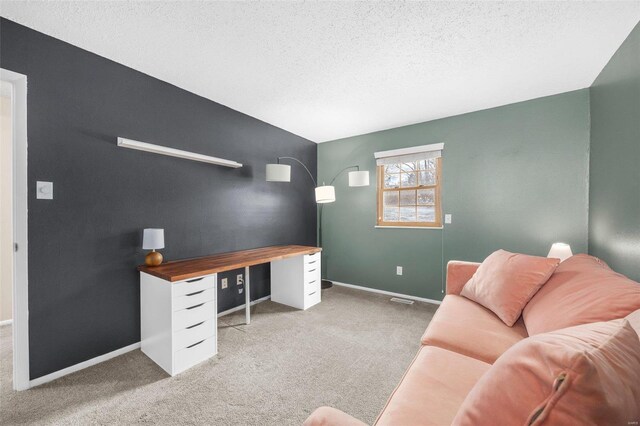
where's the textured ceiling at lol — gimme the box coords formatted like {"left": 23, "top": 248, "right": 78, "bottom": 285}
{"left": 1, "top": 1, "right": 639, "bottom": 143}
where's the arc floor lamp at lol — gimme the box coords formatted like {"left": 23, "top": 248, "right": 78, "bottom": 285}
{"left": 266, "top": 157, "right": 370, "bottom": 289}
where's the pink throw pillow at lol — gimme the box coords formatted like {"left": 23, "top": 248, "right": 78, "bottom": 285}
{"left": 523, "top": 254, "right": 640, "bottom": 335}
{"left": 453, "top": 319, "right": 640, "bottom": 425}
{"left": 460, "top": 250, "right": 559, "bottom": 326}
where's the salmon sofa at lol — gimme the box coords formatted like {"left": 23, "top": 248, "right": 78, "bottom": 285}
{"left": 304, "top": 254, "right": 640, "bottom": 426}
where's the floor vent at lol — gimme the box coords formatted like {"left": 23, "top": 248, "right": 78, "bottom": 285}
{"left": 390, "top": 297, "right": 414, "bottom": 305}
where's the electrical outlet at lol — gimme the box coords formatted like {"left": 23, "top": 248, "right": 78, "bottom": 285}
{"left": 237, "top": 274, "right": 243, "bottom": 285}
{"left": 396, "top": 266, "right": 403, "bottom": 276}
{"left": 221, "top": 278, "right": 228, "bottom": 289}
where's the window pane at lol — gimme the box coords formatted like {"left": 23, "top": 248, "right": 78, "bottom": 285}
{"left": 400, "top": 162, "right": 417, "bottom": 172}
{"left": 399, "top": 190, "right": 416, "bottom": 206}
{"left": 419, "top": 170, "right": 436, "bottom": 186}
{"left": 383, "top": 206, "right": 399, "bottom": 221}
{"left": 417, "top": 188, "right": 435, "bottom": 205}
{"left": 383, "top": 191, "right": 399, "bottom": 207}
{"left": 400, "top": 172, "right": 417, "bottom": 187}
{"left": 417, "top": 206, "right": 436, "bottom": 222}
{"left": 385, "top": 164, "right": 400, "bottom": 173}
{"left": 384, "top": 173, "right": 400, "bottom": 188}
{"left": 400, "top": 206, "right": 416, "bottom": 222}
{"left": 426, "top": 158, "right": 436, "bottom": 170}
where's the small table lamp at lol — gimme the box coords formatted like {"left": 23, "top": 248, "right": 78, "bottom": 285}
{"left": 143, "top": 228, "right": 165, "bottom": 266}
{"left": 547, "top": 242, "right": 572, "bottom": 262}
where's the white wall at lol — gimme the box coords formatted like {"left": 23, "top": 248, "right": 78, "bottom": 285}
{"left": 0, "top": 90, "right": 13, "bottom": 322}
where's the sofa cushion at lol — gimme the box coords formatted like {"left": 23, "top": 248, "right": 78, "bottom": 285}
{"left": 375, "top": 346, "right": 491, "bottom": 426}
{"left": 304, "top": 407, "right": 367, "bottom": 426}
{"left": 523, "top": 254, "right": 640, "bottom": 335}
{"left": 422, "top": 295, "right": 528, "bottom": 364}
{"left": 453, "top": 319, "right": 640, "bottom": 426}
{"left": 460, "top": 250, "right": 559, "bottom": 326}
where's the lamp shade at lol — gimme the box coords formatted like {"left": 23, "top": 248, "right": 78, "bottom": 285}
{"left": 315, "top": 185, "right": 336, "bottom": 203}
{"left": 547, "top": 242, "right": 572, "bottom": 262}
{"left": 348, "top": 170, "right": 370, "bottom": 187}
{"left": 266, "top": 164, "right": 291, "bottom": 182}
{"left": 143, "top": 228, "right": 165, "bottom": 250}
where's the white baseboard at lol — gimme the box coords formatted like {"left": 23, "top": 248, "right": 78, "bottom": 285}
{"left": 330, "top": 281, "right": 442, "bottom": 306}
{"left": 29, "top": 341, "right": 141, "bottom": 388}
{"left": 217, "top": 295, "right": 271, "bottom": 317}
{"left": 0, "top": 319, "right": 13, "bottom": 327}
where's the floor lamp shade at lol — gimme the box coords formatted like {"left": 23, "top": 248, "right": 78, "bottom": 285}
{"left": 315, "top": 186, "right": 336, "bottom": 203}
{"left": 143, "top": 228, "right": 165, "bottom": 250}
{"left": 266, "top": 164, "right": 291, "bottom": 182}
{"left": 547, "top": 242, "right": 572, "bottom": 262}
{"left": 348, "top": 170, "right": 370, "bottom": 187}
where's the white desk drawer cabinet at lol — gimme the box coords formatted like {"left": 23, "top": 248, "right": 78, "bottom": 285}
{"left": 141, "top": 273, "right": 217, "bottom": 376}
{"left": 271, "top": 253, "right": 321, "bottom": 310}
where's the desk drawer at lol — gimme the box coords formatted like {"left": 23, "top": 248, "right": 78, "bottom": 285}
{"left": 173, "top": 300, "right": 215, "bottom": 331}
{"left": 173, "top": 288, "right": 215, "bottom": 312}
{"left": 304, "top": 252, "right": 320, "bottom": 266}
{"left": 304, "top": 267, "right": 320, "bottom": 284}
{"left": 174, "top": 336, "right": 216, "bottom": 375}
{"left": 173, "top": 319, "right": 216, "bottom": 351}
{"left": 172, "top": 275, "right": 215, "bottom": 298}
{"left": 304, "top": 288, "right": 321, "bottom": 309}
{"left": 305, "top": 276, "right": 319, "bottom": 289}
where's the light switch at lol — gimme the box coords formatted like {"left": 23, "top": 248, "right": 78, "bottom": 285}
{"left": 444, "top": 214, "right": 452, "bottom": 224}
{"left": 36, "top": 181, "right": 53, "bottom": 200}
{"left": 396, "top": 266, "right": 403, "bottom": 276}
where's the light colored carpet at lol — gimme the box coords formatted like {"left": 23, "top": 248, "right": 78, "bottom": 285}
{"left": 0, "top": 285, "right": 438, "bottom": 425}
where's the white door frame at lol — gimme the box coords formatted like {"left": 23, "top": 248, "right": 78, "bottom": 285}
{"left": 1, "top": 68, "right": 30, "bottom": 391}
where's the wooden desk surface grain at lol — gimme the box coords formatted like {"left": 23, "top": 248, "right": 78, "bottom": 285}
{"left": 138, "top": 245, "right": 321, "bottom": 282}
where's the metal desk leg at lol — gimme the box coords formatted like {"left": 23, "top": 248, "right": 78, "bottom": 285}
{"left": 245, "top": 266, "right": 250, "bottom": 325}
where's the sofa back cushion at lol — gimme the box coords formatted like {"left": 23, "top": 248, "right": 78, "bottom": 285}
{"left": 452, "top": 319, "right": 640, "bottom": 426}
{"left": 460, "top": 250, "right": 559, "bottom": 326}
{"left": 523, "top": 254, "right": 640, "bottom": 335}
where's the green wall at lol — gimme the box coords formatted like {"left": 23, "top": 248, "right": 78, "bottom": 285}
{"left": 318, "top": 90, "right": 590, "bottom": 301}
{"left": 589, "top": 22, "right": 640, "bottom": 281}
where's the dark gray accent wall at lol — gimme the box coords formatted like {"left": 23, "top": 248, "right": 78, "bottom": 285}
{"left": 589, "top": 22, "right": 640, "bottom": 282}
{"left": 0, "top": 18, "right": 317, "bottom": 379}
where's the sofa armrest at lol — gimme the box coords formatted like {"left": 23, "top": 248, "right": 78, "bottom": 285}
{"left": 304, "top": 407, "right": 368, "bottom": 426}
{"left": 446, "top": 261, "right": 480, "bottom": 295}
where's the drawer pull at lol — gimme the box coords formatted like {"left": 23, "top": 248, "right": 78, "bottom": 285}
{"left": 186, "top": 303, "right": 205, "bottom": 310}
{"left": 186, "top": 277, "right": 204, "bottom": 283}
{"left": 307, "top": 260, "right": 317, "bottom": 265}
{"left": 308, "top": 291, "right": 317, "bottom": 296}
{"left": 307, "top": 268, "right": 317, "bottom": 273}
{"left": 186, "top": 290, "right": 205, "bottom": 297}
{"left": 186, "top": 321, "right": 205, "bottom": 330}
{"left": 308, "top": 280, "right": 317, "bottom": 284}
{"left": 187, "top": 340, "right": 205, "bottom": 349}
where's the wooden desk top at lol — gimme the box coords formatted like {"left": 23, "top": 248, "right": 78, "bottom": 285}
{"left": 138, "top": 245, "right": 321, "bottom": 282}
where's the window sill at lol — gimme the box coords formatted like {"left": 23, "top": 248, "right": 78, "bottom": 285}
{"left": 375, "top": 225, "right": 443, "bottom": 230}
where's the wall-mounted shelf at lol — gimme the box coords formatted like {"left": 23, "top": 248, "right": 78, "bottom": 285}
{"left": 117, "top": 137, "right": 243, "bottom": 168}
